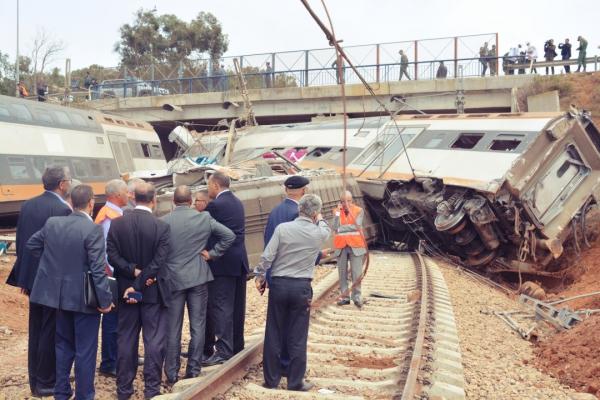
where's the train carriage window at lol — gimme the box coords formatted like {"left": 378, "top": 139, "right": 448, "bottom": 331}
{"left": 151, "top": 144, "right": 163, "bottom": 158}
{"left": 451, "top": 133, "right": 484, "bottom": 149}
{"left": 8, "top": 157, "right": 30, "bottom": 180}
{"left": 141, "top": 143, "right": 151, "bottom": 158}
{"left": 11, "top": 104, "right": 33, "bottom": 121}
{"left": 0, "top": 106, "right": 9, "bottom": 118}
{"left": 72, "top": 160, "right": 88, "bottom": 177}
{"left": 424, "top": 133, "right": 446, "bottom": 149}
{"left": 89, "top": 159, "right": 102, "bottom": 177}
{"left": 489, "top": 134, "right": 524, "bottom": 152}
{"left": 309, "top": 147, "right": 331, "bottom": 158}
{"left": 33, "top": 109, "right": 53, "bottom": 124}
{"left": 69, "top": 113, "right": 87, "bottom": 127}
{"left": 53, "top": 111, "right": 71, "bottom": 126}
{"left": 32, "top": 158, "right": 49, "bottom": 179}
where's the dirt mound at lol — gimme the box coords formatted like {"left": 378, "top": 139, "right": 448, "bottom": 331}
{"left": 534, "top": 315, "right": 600, "bottom": 397}
{"left": 0, "top": 256, "right": 28, "bottom": 333}
{"left": 518, "top": 71, "right": 600, "bottom": 126}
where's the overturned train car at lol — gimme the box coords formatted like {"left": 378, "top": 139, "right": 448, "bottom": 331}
{"left": 223, "top": 111, "right": 600, "bottom": 274}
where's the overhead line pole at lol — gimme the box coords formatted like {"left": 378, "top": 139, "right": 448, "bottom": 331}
{"left": 15, "top": 0, "right": 20, "bottom": 97}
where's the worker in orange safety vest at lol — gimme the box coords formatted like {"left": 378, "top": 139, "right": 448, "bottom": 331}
{"left": 94, "top": 179, "right": 128, "bottom": 378}
{"left": 333, "top": 190, "right": 366, "bottom": 308}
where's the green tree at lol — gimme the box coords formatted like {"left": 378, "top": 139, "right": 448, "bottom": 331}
{"left": 0, "top": 51, "right": 15, "bottom": 95}
{"left": 115, "top": 8, "right": 228, "bottom": 73}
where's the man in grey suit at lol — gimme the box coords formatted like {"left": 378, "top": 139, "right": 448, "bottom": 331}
{"left": 27, "top": 185, "right": 114, "bottom": 400}
{"left": 162, "top": 186, "right": 235, "bottom": 384}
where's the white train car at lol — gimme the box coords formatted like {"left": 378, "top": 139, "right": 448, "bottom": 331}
{"left": 222, "top": 111, "right": 600, "bottom": 275}
{"left": 0, "top": 95, "right": 166, "bottom": 219}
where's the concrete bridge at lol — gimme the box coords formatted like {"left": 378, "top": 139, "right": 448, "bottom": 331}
{"left": 86, "top": 75, "right": 534, "bottom": 131}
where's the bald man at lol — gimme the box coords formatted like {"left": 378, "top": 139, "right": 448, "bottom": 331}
{"left": 333, "top": 191, "right": 367, "bottom": 308}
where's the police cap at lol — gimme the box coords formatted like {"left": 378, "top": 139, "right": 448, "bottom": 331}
{"left": 284, "top": 175, "right": 310, "bottom": 189}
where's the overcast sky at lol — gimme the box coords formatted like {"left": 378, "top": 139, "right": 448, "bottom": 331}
{"left": 0, "top": 0, "right": 599, "bottom": 71}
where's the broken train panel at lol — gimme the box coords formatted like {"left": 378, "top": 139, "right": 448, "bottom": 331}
{"left": 375, "top": 111, "right": 600, "bottom": 273}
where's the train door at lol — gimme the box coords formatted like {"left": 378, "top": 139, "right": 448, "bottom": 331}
{"left": 526, "top": 144, "right": 590, "bottom": 225}
{"left": 107, "top": 133, "right": 135, "bottom": 174}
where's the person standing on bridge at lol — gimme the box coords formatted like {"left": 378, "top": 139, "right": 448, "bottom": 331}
{"left": 333, "top": 191, "right": 367, "bottom": 308}
{"left": 558, "top": 39, "right": 572, "bottom": 73}
{"left": 255, "top": 194, "right": 331, "bottom": 392}
{"left": 264, "top": 61, "right": 274, "bottom": 88}
{"left": 576, "top": 36, "right": 588, "bottom": 72}
{"left": 544, "top": 39, "right": 558, "bottom": 75}
{"left": 526, "top": 42, "right": 538, "bottom": 74}
{"left": 94, "top": 179, "right": 129, "bottom": 379}
{"left": 6, "top": 166, "right": 72, "bottom": 397}
{"left": 479, "top": 42, "right": 489, "bottom": 76}
{"left": 436, "top": 61, "right": 448, "bottom": 79}
{"left": 399, "top": 50, "right": 411, "bottom": 80}
{"left": 488, "top": 45, "right": 498, "bottom": 76}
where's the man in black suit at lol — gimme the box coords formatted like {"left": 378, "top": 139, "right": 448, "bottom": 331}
{"left": 203, "top": 172, "right": 249, "bottom": 366}
{"left": 6, "top": 166, "right": 72, "bottom": 397}
{"left": 107, "top": 182, "right": 171, "bottom": 400}
{"left": 27, "top": 185, "right": 114, "bottom": 400}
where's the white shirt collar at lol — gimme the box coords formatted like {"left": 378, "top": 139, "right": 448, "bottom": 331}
{"left": 74, "top": 210, "right": 93, "bottom": 221}
{"left": 46, "top": 190, "right": 69, "bottom": 206}
{"left": 286, "top": 197, "right": 299, "bottom": 204}
{"left": 106, "top": 201, "right": 124, "bottom": 215}
{"left": 135, "top": 205, "right": 153, "bottom": 213}
{"left": 215, "top": 189, "right": 230, "bottom": 199}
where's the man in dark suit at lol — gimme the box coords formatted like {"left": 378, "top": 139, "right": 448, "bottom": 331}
{"left": 6, "top": 166, "right": 72, "bottom": 397}
{"left": 203, "top": 172, "right": 249, "bottom": 366}
{"left": 162, "top": 186, "right": 235, "bottom": 384}
{"left": 27, "top": 185, "right": 114, "bottom": 400}
{"left": 107, "top": 183, "right": 171, "bottom": 400}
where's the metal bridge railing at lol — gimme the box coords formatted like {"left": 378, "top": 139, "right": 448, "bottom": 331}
{"left": 84, "top": 55, "right": 599, "bottom": 99}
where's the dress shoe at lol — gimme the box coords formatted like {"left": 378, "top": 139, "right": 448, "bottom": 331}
{"left": 99, "top": 368, "right": 117, "bottom": 378}
{"left": 337, "top": 299, "right": 350, "bottom": 306}
{"left": 201, "top": 353, "right": 228, "bottom": 367}
{"left": 183, "top": 373, "right": 199, "bottom": 379}
{"left": 137, "top": 357, "right": 144, "bottom": 366}
{"left": 353, "top": 299, "right": 364, "bottom": 309}
{"left": 165, "top": 377, "right": 178, "bottom": 387}
{"left": 32, "top": 387, "right": 55, "bottom": 397}
{"left": 262, "top": 382, "right": 277, "bottom": 389}
{"left": 180, "top": 351, "right": 189, "bottom": 358}
{"left": 288, "top": 381, "right": 314, "bottom": 391}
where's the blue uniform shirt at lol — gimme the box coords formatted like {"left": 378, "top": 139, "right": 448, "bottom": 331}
{"left": 264, "top": 198, "right": 299, "bottom": 247}
{"left": 263, "top": 198, "right": 321, "bottom": 285}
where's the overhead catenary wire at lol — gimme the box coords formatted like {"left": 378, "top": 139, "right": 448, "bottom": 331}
{"left": 299, "top": 0, "right": 417, "bottom": 180}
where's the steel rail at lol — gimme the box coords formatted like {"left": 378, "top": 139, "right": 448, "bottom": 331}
{"left": 176, "top": 271, "right": 341, "bottom": 400}
{"left": 401, "top": 252, "right": 429, "bottom": 400}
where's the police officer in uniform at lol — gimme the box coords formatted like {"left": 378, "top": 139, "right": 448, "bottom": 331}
{"left": 333, "top": 191, "right": 367, "bottom": 308}
{"left": 255, "top": 194, "right": 331, "bottom": 391}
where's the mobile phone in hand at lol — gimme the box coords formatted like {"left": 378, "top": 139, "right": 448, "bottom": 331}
{"left": 127, "top": 291, "right": 143, "bottom": 302}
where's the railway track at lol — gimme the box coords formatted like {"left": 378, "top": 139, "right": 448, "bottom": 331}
{"left": 158, "top": 252, "right": 465, "bottom": 400}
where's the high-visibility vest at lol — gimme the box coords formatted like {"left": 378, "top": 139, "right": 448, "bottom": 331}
{"left": 333, "top": 204, "right": 366, "bottom": 249}
{"left": 94, "top": 204, "right": 122, "bottom": 225}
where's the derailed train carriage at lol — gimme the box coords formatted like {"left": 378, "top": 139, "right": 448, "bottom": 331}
{"left": 207, "top": 110, "right": 600, "bottom": 274}
{"left": 0, "top": 94, "right": 167, "bottom": 220}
